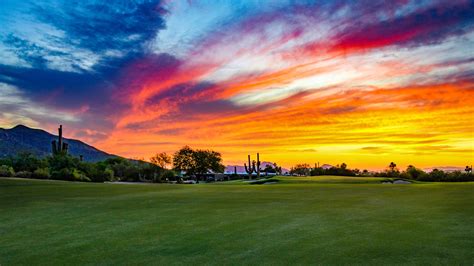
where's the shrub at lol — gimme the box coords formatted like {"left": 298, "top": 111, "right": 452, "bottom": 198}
{"left": 0, "top": 158, "right": 13, "bottom": 167}
{"left": 152, "top": 172, "right": 162, "bottom": 183}
{"left": 104, "top": 168, "right": 115, "bottom": 181}
{"left": 159, "top": 170, "right": 175, "bottom": 182}
{"left": 429, "top": 169, "right": 446, "bottom": 181}
{"left": 51, "top": 168, "right": 90, "bottom": 182}
{"left": 0, "top": 165, "right": 15, "bottom": 177}
{"left": 405, "top": 166, "right": 427, "bottom": 180}
{"left": 51, "top": 168, "right": 72, "bottom": 180}
{"left": 12, "top": 152, "right": 46, "bottom": 172}
{"left": 72, "top": 169, "right": 91, "bottom": 182}
{"left": 399, "top": 172, "right": 410, "bottom": 179}
{"left": 15, "top": 171, "right": 32, "bottom": 178}
{"left": 33, "top": 168, "right": 51, "bottom": 179}
{"left": 48, "top": 154, "right": 80, "bottom": 173}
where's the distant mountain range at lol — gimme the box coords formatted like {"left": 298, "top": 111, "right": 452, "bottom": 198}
{"left": 0, "top": 125, "right": 116, "bottom": 162}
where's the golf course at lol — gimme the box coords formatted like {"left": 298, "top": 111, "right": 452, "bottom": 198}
{"left": 1, "top": 176, "right": 473, "bottom": 265}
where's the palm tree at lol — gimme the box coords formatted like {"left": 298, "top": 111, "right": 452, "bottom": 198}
{"left": 389, "top": 162, "right": 397, "bottom": 172}
{"left": 465, "top": 165, "right": 472, "bottom": 174}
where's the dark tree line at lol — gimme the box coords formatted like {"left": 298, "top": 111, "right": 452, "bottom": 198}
{"left": 289, "top": 162, "right": 474, "bottom": 182}
{"left": 1, "top": 151, "right": 471, "bottom": 183}
{"left": 0, "top": 146, "right": 226, "bottom": 183}
{"left": 0, "top": 152, "right": 174, "bottom": 183}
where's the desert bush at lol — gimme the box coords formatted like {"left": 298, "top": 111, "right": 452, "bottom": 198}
{"left": 104, "top": 157, "right": 142, "bottom": 182}
{"left": 405, "top": 166, "right": 427, "bottom": 180}
{"left": 15, "top": 171, "right": 32, "bottom": 178}
{"left": 0, "top": 165, "right": 15, "bottom": 177}
{"left": 73, "top": 169, "right": 91, "bottom": 182}
{"left": 429, "top": 169, "right": 446, "bottom": 181}
{"left": 0, "top": 158, "right": 13, "bottom": 167}
{"left": 12, "top": 152, "right": 46, "bottom": 172}
{"left": 158, "top": 170, "right": 175, "bottom": 182}
{"left": 33, "top": 168, "right": 51, "bottom": 179}
{"left": 48, "top": 154, "right": 80, "bottom": 172}
{"left": 152, "top": 172, "right": 162, "bottom": 183}
{"left": 104, "top": 168, "right": 115, "bottom": 181}
{"left": 51, "top": 168, "right": 70, "bottom": 180}
{"left": 52, "top": 168, "right": 90, "bottom": 182}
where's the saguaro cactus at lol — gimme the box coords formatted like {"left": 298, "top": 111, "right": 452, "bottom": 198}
{"left": 244, "top": 154, "right": 255, "bottom": 180}
{"left": 256, "top": 153, "right": 261, "bottom": 179}
{"left": 244, "top": 153, "right": 262, "bottom": 180}
{"left": 51, "top": 125, "right": 68, "bottom": 155}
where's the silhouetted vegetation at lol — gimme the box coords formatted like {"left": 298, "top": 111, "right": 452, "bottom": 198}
{"left": 173, "top": 146, "right": 225, "bottom": 182}
{"left": 0, "top": 152, "right": 173, "bottom": 183}
{"left": 150, "top": 152, "right": 172, "bottom": 169}
{"left": 244, "top": 153, "right": 262, "bottom": 179}
{"left": 290, "top": 163, "right": 312, "bottom": 176}
{"left": 289, "top": 162, "right": 474, "bottom": 182}
{"left": 1, "top": 152, "right": 471, "bottom": 183}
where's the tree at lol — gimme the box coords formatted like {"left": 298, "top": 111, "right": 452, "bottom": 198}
{"left": 290, "top": 163, "right": 311, "bottom": 176}
{"left": 263, "top": 164, "right": 276, "bottom": 176}
{"left": 340, "top": 163, "right": 347, "bottom": 170}
{"left": 405, "top": 165, "right": 426, "bottom": 180}
{"left": 389, "top": 162, "right": 397, "bottom": 172}
{"left": 0, "top": 165, "right": 15, "bottom": 177}
{"left": 173, "top": 146, "right": 196, "bottom": 175}
{"left": 12, "top": 152, "right": 46, "bottom": 172}
{"left": 429, "top": 169, "right": 446, "bottom": 181}
{"left": 273, "top": 163, "right": 282, "bottom": 175}
{"left": 150, "top": 152, "right": 172, "bottom": 169}
{"left": 193, "top": 149, "right": 225, "bottom": 178}
{"left": 173, "top": 146, "right": 225, "bottom": 182}
{"left": 465, "top": 165, "right": 472, "bottom": 174}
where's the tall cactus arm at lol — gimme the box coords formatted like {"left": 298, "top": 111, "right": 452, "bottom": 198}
{"left": 58, "top": 125, "right": 63, "bottom": 152}
{"left": 256, "top": 153, "right": 261, "bottom": 178}
{"left": 244, "top": 163, "right": 252, "bottom": 174}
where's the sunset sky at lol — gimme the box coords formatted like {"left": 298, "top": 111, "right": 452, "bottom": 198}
{"left": 0, "top": 0, "right": 473, "bottom": 169}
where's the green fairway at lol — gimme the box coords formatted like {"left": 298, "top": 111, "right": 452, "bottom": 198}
{"left": 1, "top": 177, "right": 473, "bottom": 265}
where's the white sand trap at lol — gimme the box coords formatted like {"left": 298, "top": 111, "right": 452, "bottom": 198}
{"left": 382, "top": 180, "right": 412, "bottom": 184}
{"left": 393, "top": 180, "right": 411, "bottom": 184}
{"left": 263, "top": 182, "right": 278, "bottom": 185}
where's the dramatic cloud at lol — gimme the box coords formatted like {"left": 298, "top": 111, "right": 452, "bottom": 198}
{"left": 0, "top": 0, "right": 473, "bottom": 169}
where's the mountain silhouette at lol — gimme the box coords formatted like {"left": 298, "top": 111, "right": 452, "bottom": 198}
{"left": 0, "top": 125, "right": 115, "bottom": 162}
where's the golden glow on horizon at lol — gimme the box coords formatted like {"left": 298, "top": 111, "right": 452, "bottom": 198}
{"left": 97, "top": 82, "right": 473, "bottom": 170}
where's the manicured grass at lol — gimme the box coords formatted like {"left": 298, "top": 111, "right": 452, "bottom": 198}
{"left": 1, "top": 177, "right": 473, "bottom": 265}
{"left": 274, "top": 175, "right": 395, "bottom": 184}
